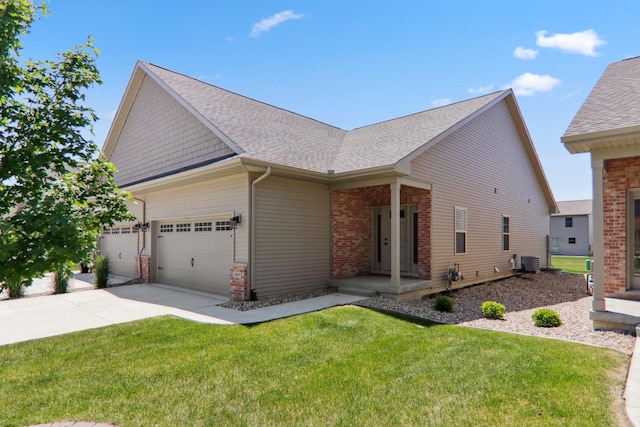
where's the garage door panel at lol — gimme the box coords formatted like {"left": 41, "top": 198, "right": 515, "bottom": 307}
{"left": 100, "top": 225, "right": 138, "bottom": 277}
{"left": 156, "top": 219, "right": 232, "bottom": 296}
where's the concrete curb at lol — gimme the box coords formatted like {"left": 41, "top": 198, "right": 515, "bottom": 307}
{"left": 626, "top": 325, "right": 640, "bottom": 427}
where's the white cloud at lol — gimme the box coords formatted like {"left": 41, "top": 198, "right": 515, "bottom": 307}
{"left": 514, "top": 46, "right": 538, "bottom": 60}
{"left": 468, "top": 84, "right": 494, "bottom": 94}
{"left": 535, "top": 29, "right": 605, "bottom": 56}
{"left": 505, "top": 72, "right": 561, "bottom": 96}
{"left": 431, "top": 98, "right": 451, "bottom": 107}
{"left": 250, "top": 10, "right": 304, "bottom": 38}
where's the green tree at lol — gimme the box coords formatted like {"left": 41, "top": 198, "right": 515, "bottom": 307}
{"left": 0, "top": 1, "right": 133, "bottom": 296}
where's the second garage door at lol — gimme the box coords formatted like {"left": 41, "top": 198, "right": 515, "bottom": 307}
{"left": 156, "top": 218, "right": 233, "bottom": 296}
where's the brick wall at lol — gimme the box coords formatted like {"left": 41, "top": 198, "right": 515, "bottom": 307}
{"left": 602, "top": 156, "right": 640, "bottom": 296}
{"left": 135, "top": 256, "right": 151, "bottom": 283}
{"left": 331, "top": 185, "right": 431, "bottom": 280}
{"left": 230, "top": 263, "right": 248, "bottom": 301}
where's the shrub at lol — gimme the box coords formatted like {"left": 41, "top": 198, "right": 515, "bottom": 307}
{"left": 94, "top": 255, "right": 110, "bottom": 289}
{"left": 481, "top": 301, "right": 506, "bottom": 319}
{"left": 532, "top": 308, "right": 562, "bottom": 327}
{"left": 5, "top": 280, "right": 25, "bottom": 299}
{"left": 433, "top": 295, "right": 455, "bottom": 312}
{"left": 53, "top": 266, "right": 72, "bottom": 294}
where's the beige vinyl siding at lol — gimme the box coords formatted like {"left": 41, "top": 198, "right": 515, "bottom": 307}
{"left": 141, "top": 173, "right": 249, "bottom": 282}
{"left": 110, "top": 75, "right": 234, "bottom": 187}
{"left": 253, "top": 177, "right": 330, "bottom": 297}
{"left": 411, "top": 99, "right": 550, "bottom": 290}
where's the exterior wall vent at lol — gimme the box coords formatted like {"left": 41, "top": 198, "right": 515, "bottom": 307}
{"left": 521, "top": 256, "right": 540, "bottom": 273}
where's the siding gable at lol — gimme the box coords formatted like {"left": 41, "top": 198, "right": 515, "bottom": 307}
{"left": 109, "top": 75, "right": 235, "bottom": 187}
{"left": 411, "top": 99, "right": 550, "bottom": 287}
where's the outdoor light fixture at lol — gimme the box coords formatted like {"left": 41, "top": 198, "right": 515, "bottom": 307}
{"left": 133, "top": 221, "right": 149, "bottom": 232}
{"left": 230, "top": 215, "right": 241, "bottom": 229}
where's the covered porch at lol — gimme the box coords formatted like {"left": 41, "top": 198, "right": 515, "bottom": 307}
{"left": 329, "top": 177, "right": 433, "bottom": 299}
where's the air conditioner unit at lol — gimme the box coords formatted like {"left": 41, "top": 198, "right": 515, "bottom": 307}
{"left": 521, "top": 256, "right": 539, "bottom": 273}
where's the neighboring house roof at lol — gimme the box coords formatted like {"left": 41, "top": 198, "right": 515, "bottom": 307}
{"left": 562, "top": 56, "right": 640, "bottom": 153}
{"left": 552, "top": 199, "right": 592, "bottom": 217}
{"left": 103, "top": 60, "right": 556, "bottom": 211}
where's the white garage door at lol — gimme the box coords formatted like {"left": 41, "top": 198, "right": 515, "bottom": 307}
{"left": 156, "top": 219, "right": 233, "bottom": 296}
{"left": 100, "top": 225, "right": 138, "bottom": 277}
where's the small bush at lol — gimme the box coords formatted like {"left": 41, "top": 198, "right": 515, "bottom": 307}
{"left": 5, "top": 281, "right": 25, "bottom": 299}
{"left": 481, "top": 301, "right": 506, "bottom": 319}
{"left": 53, "top": 267, "right": 71, "bottom": 294}
{"left": 433, "top": 295, "right": 455, "bottom": 312}
{"left": 532, "top": 308, "right": 562, "bottom": 327}
{"left": 94, "top": 255, "right": 110, "bottom": 289}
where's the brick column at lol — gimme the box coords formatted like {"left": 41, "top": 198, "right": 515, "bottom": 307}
{"left": 135, "top": 256, "right": 151, "bottom": 283}
{"left": 230, "top": 263, "right": 248, "bottom": 301}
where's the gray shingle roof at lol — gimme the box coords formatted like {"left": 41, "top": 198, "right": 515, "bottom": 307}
{"left": 552, "top": 199, "right": 592, "bottom": 216}
{"left": 563, "top": 56, "right": 640, "bottom": 138}
{"left": 143, "top": 62, "right": 506, "bottom": 174}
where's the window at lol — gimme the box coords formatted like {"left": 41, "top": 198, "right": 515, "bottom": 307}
{"left": 568, "top": 237, "right": 576, "bottom": 244}
{"left": 103, "top": 227, "right": 111, "bottom": 235}
{"left": 160, "top": 224, "right": 174, "bottom": 233}
{"left": 215, "top": 220, "right": 233, "bottom": 231}
{"left": 565, "top": 217, "right": 573, "bottom": 228}
{"left": 176, "top": 223, "right": 191, "bottom": 233}
{"left": 194, "top": 221, "right": 212, "bottom": 232}
{"left": 455, "top": 207, "right": 467, "bottom": 254}
{"left": 111, "top": 227, "right": 120, "bottom": 234}
{"left": 121, "top": 227, "right": 131, "bottom": 234}
{"left": 502, "top": 216, "right": 510, "bottom": 251}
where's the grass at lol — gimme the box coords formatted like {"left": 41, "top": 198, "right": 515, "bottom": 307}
{"left": 551, "top": 255, "right": 593, "bottom": 274}
{"left": 0, "top": 307, "right": 628, "bottom": 426}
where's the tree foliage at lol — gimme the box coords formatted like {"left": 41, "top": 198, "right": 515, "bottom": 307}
{"left": 0, "top": 1, "right": 133, "bottom": 292}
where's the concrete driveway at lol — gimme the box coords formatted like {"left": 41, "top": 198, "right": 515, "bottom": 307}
{"left": 0, "top": 282, "right": 367, "bottom": 346}
{"left": 0, "top": 284, "right": 233, "bottom": 346}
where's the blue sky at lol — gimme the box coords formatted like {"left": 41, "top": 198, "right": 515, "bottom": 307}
{"left": 20, "top": 1, "right": 640, "bottom": 201}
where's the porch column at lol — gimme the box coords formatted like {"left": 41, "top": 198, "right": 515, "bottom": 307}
{"left": 390, "top": 181, "right": 401, "bottom": 287}
{"left": 592, "top": 157, "right": 606, "bottom": 312}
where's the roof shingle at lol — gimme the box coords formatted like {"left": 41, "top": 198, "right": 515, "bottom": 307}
{"left": 563, "top": 56, "right": 640, "bottom": 138}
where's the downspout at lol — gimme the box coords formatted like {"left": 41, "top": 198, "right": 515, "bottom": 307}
{"left": 250, "top": 166, "right": 272, "bottom": 300}
{"left": 132, "top": 196, "right": 146, "bottom": 280}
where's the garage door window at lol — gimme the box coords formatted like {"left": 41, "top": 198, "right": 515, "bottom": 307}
{"left": 121, "top": 227, "right": 131, "bottom": 234}
{"left": 215, "top": 220, "right": 233, "bottom": 231}
{"left": 176, "top": 223, "right": 191, "bottom": 233}
{"left": 194, "top": 222, "right": 212, "bottom": 232}
{"left": 103, "top": 227, "right": 111, "bottom": 235}
{"left": 160, "top": 224, "right": 173, "bottom": 233}
{"left": 111, "top": 227, "right": 120, "bottom": 234}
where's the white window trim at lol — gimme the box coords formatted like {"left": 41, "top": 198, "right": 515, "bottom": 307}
{"left": 455, "top": 206, "right": 467, "bottom": 255}
{"left": 502, "top": 215, "right": 510, "bottom": 252}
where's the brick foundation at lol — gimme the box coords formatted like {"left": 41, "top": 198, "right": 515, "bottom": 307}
{"left": 230, "top": 263, "right": 248, "bottom": 301}
{"left": 602, "top": 156, "right": 640, "bottom": 296}
{"left": 331, "top": 185, "right": 431, "bottom": 280}
{"left": 135, "top": 256, "right": 151, "bottom": 283}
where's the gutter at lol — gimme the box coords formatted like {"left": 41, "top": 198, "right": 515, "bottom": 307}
{"left": 132, "top": 197, "right": 147, "bottom": 280}
{"left": 249, "top": 166, "right": 271, "bottom": 300}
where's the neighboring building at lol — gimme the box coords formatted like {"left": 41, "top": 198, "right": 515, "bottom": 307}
{"left": 562, "top": 56, "right": 640, "bottom": 331}
{"left": 100, "top": 61, "right": 557, "bottom": 301}
{"left": 550, "top": 199, "right": 592, "bottom": 256}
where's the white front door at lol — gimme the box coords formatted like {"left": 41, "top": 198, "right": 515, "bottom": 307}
{"left": 374, "top": 205, "right": 417, "bottom": 274}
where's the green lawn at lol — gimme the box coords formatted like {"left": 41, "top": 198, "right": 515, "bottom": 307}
{"left": 551, "top": 255, "right": 593, "bottom": 274}
{"left": 0, "top": 307, "right": 628, "bottom": 426}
